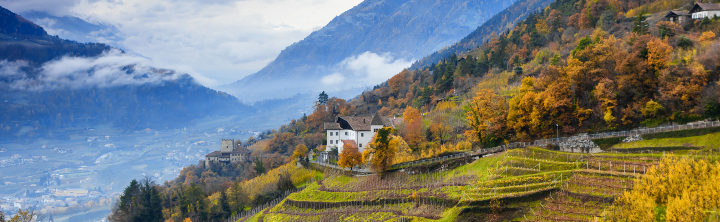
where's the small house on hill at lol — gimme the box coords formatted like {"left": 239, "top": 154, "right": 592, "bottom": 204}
{"left": 665, "top": 10, "right": 690, "bottom": 24}
{"left": 324, "top": 114, "right": 397, "bottom": 154}
{"left": 690, "top": 2, "right": 720, "bottom": 19}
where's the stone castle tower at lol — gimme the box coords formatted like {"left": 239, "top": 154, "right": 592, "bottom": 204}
{"left": 221, "top": 139, "right": 234, "bottom": 152}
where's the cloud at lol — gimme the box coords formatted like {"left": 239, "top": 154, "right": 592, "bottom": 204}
{"left": 0, "top": 0, "right": 80, "bottom": 16}
{"left": 320, "top": 52, "right": 413, "bottom": 91}
{"left": 0, "top": 60, "right": 28, "bottom": 77}
{"left": 0, "top": 50, "right": 183, "bottom": 91}
{"left": 321, "top": 73, "right": 345, "bottom": 85}
{"left": 0, "top": 0, "right": 363, "bottom": 87}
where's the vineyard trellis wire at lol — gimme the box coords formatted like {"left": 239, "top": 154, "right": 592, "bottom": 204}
{"left": 226, "top": 183, "right": 311, "bottom": 222}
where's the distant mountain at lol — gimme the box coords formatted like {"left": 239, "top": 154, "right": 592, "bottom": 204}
{"left": 225, "top": 0, "right": 519, "bottom": 102}
{"left": 410, "top": 0, "right": 554, "bottom": 70}
{"left": 0, "top": 7, "right": 112, "bottom": 66}
{"left": 21, "top": 11, "right": 123, "bottom": 47}
{"left": 0, "top": 6, "right": 253, "bottom": 140}
{"left": 0, "top": 6, "right": 46, "bottom": 36}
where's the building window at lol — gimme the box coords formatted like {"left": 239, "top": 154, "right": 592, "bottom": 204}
{"left": 336, "top": 140, "right": 339, "bottom": 144}
{"left": 361, "top": 133, "right": 364, "bottom": 137}
{"left": 359, "top": 143, "right": 363, "bottom": 147}
{"left": 345, "top": 132, "right": 348, "bottom": 136}
{"left": 330, "top": 140, "right": 333, "bottom": 144}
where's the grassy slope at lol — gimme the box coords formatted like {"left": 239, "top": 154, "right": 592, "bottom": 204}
{"left": 248, "top": 145, "right": 680, "bottom": 221}
{"left": 241, "top": 135, "right": 720, "bottom": 221}
{"left": 612, "top": 132, "right": 720, "bottom": 149}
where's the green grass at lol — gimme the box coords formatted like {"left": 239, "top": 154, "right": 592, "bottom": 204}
{"left": 437, "top": 155, "right": 502, "bottom": 182}
{"left": 643, "top": 127, "right": 720, "bottom": 139}
{"left": 592, "top": 137, "right": 624, "bottom": 150}
{"left": 288, "top": 182, "right": 421, "bottom": 202}
{"left": 612, "top": 132, "right": 720, "bottom": 149}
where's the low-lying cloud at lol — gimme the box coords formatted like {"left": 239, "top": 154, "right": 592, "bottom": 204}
{"left": 0, "top": 50, "right": 182, "bottom": 91}
{"left": 321, "top": 52, "right": 413, "bottom": 91}
{"left": 0, "top": 0, "right": 363, "bottom": 87}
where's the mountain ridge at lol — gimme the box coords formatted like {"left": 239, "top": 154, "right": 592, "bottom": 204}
{"left": 0, "top": 5, "right": 254, "bottom": 140}
{"left": 225, "top": 0, "right": 520, "bottom": 102}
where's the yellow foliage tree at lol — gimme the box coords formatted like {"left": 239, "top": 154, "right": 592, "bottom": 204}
{"left": 605, "top": 157, "right": 720, "bottom": 221}
{"left": 466, "top": 89, "right": 507, "bottom": 146}
{"left": 699, "top": 31, "right": 716, "bottom": 43}
{"left": 337, "top": 143, "right": 362, "bottom": 170}
{"left": 291, "top": 144, "right": 308, "bottom": 161}
{"left": 362, "top": 127, "right": 398, "bottom": 178}
{"left": 641, "top": 100, "right": 664, "bottom": 119}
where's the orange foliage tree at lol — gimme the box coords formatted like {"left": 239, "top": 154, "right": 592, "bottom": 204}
{"left": 362, "top": 127, "right": 398, "bottom": 178}
{"left": 401, "top": 106, "right": 424, "bottom": 150}
{"left": 466, "top": 89, "right": 507, "bottom": 147}
{"left": 337, "top": 143, "right": 362, "bottom": 171}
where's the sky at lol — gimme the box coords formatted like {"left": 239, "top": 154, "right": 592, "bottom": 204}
{"left": 0, "top": 0, "right": 363, "bottom": 87}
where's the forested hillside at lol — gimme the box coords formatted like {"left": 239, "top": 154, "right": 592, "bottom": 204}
{"left": 410, "top": 0, "right": 555, "bottom": 69}
{"left": 112, "top": 0, "right": 720, "bottom": 221}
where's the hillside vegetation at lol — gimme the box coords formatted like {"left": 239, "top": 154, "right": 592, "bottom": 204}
{"left": 112, "top": 0, "right": 720, "bottom": 220}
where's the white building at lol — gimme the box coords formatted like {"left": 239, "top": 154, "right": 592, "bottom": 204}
{"left": 690, "top": 3, "right": 720, "bottom": 19}
{"left": 323, "top": 114, "right": 396, "bottom": 154}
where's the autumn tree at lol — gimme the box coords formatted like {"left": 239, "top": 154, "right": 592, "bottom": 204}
{"left": 507, "top": 77, "right": 541, "bottom": 140}
{"left": 401, "top": 106, "right": 424, "bottom": 150}
{"left": 429, "top": 101, "right": 460, "bottom": 144}
{"left": 466, "top": 89, "right": 507, "bottom": 147}
{"left": 647, "top": 38, "right": 672, "bottom": 71}
{"left": 699, "top": 31, "right": 716, "bottom": 44}
{"left": 0, "top": 209, "right": 34, "bottom": 222}
{"left": 291, "top": 144, "right": 308, "bottom": 161}
{"left": 363, "top": 127, "right": 398, "bottom": 178}
{"left": 641, "top": 100, "right": 664, "bottom": 119}
{"left": 594, "top": 78, "right": 619, "bottom": 127}
{"left": 605, "top": 157, "right": 720, "bottom": 221}
{"left": 337, "top": 143, "right": 362, "bottom": 170}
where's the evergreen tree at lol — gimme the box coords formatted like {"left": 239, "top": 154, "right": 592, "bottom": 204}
{"left": 220, "top": 191, "right": 231, "bottom": 219}
{"left": 318, "top": 91, "right": 329, "bottom": 105}
{"left": 632, "top": 13, "right": 649, "bottom": 34}
{"left": 110, "top": 178, "right": 163, "bottom": 222}
{"left": 253, "top": 159, "right": 266, "bottom": 175}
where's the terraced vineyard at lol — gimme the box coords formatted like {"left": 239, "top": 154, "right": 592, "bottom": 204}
{"left": 234, "top": 146, "right": 690, "bottom": 221}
